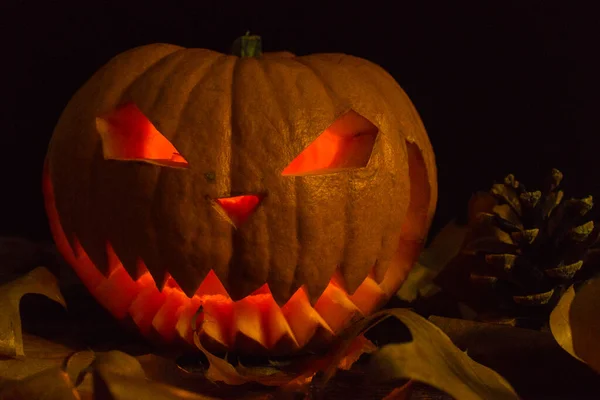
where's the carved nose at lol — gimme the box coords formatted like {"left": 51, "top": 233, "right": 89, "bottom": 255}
{"left": 214, "top": 195, "right": 263, "bottom": 227}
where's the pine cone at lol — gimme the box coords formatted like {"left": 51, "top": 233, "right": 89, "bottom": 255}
{"left": 460, "top": 169, "right": 600, "bottom": 327}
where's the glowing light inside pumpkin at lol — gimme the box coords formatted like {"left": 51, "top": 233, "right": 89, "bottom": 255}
{"left": 214, "top": 194, "right": 263, "bottom": 227}
{"left": 96, "top": 102, "right": 189, "bottom": 168}
{"left": 281, "top": 110, "right": 378, "bottom": 176}
{"left": 42, "top": 160, "right": 393, "bottom": 353}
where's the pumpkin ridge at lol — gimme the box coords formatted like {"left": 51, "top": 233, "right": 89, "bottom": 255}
{"left": 50, "top": 45, "right": 185, "bottom": 278}
{"left": 256, "top": 58, "right": 302, "bottom": 306}
{"left": 106, "top": 49, "right": 197, "bottom": 288}
{"left": 258, "top": 59, "right": 300, "bottom": 306}
{"left": 296, "top": 57, "right": 397, "bottom": 295}
{"left": 146, "top": 53, "right": 234, "bottom": 296}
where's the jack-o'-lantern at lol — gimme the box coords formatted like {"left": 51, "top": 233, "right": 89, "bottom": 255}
{"left": 42, "top": 34, "right": 437, "bottom": 356}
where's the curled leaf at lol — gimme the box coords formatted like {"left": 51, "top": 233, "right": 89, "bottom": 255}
{"left": 192, "top": 330, "right": 374, "bottom": 388}
{"left": 429, "top": 316, "right": 600, "bottom": 396}
{"left": 359, "top": 310, "right": 518, "bottom": 400}
{"left": 0, "top": 267, "right": 66, "bottom": 357}
{"left": 550, "top": 278, "right": 600, "bottom": 373}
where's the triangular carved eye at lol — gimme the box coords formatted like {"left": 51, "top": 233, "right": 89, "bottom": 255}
{"left": 281, "top": 110, "right": 378, "bottom": 176}
{"left": 96, "top": 103, "right": 189, "bottom": 168}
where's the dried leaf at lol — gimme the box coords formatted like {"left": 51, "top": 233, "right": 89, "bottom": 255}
{"left": 0, "top": 333, "right": 76, "bottom": 383}
{"left": 429, "top": 316, "right": 600, "bottom": 397}
{"left": 92, "top": 351, "right": 146, "bottom": 379}
{"left": 395, "top": 263, "right": 439, "bottom": 302}
{"left": 63, "top": 351, "right": 95, "bottom": 387}
{"left": 397, "top": 220, "right": 469, "bottom": 302}
{"left": 93, "top": 370, "right": 222, "bottom": 400}
{"left": 381, "top": 380, "right": 413, "bottom": 400}
{"left": 550, "top": 278, "right": 600, "bottom": 373}
{"left": 361, "top": 310, "right": 518, "bottom": 400}
{"left": 192, "top": 330, "right": 374, "bottom": 388}
{"left": 419, "top": 220, "right": 470, "bottom": 271}
{"left": 0, "top": 367, "right": 80, "bottom": 400}
{"left": 0, "top": 267, "right": 66, "bottom": 358}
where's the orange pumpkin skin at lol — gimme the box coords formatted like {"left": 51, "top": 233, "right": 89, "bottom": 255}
{"left": 43, "top": 42, "right": 437, "bottom": 355}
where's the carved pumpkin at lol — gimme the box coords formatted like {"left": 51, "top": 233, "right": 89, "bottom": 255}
{"left": 42, "top": 35, "right": 437, "bottom": 355}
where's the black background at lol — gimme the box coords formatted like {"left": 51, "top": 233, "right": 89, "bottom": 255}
{"left": 0, "top": 1, "right": 597, "bottom": 241}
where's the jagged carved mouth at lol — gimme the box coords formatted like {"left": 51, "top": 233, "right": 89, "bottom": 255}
{"left": 42, "top": 162, "right": 395, "bottom": 354}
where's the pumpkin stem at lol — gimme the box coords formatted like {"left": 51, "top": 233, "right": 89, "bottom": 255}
{"left": 232, "top": 31, "right": 263, "bottom": 58}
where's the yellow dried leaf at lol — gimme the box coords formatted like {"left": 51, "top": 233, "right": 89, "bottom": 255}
{"left": 550, "top": 278, "right": 600, "bottom": 373}
{"left": 0, "top": 267, "right": 66, "bottom": 358}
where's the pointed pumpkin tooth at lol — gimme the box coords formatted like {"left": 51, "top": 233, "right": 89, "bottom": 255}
{"left": 269, "top": 277, "right": 300, "bottom": 308}
{"left": 231, "top": 294, "right": 269, "bottom": 350}
{"left": 314, "top": 284, "right": 362, "bottom": 333}
{"left": 281, "top": 287, "right": 333, "bottom": 348}
{"left": 195, "top": 270, "right": 229, "bottom": 297}
{"left": 226, "top": 260, "right": 271, "bottom": 302}
{"left": 263, "top": 299, "right": 299, "bottom": 353}
{"left": 94, "top": 258, "right": 139, "bottom": 319}
{"left": 78, "top": 237, "right": 110, "bottom": 276}
{"left": 151, "top": 288, "right": 188, "bottom": 342}
{"left": 166, "top": 268, "right": 202, "bottom": 298}
{"left": 251, "top": 289, "right": 298, "bottom": 351}
{"left": 338, "top": 258, "right": 375, "bottom": 295}
{"left": 128, "top": 284, "right": 167, "bottom": 334}
{"left": 210, "top": 267, "right": 234, "bottom": 299}
{"left": 139, "top": 251, "right": 172, "bottom": 293}
{"left": 105, "top": 242, "right": 123, "bottom": 274}
{"left": 175, "top": 296, "right": 202, "bottom": 344}
{"left": 372, "top": 259, "right": 391, "bottom": 284}
{"left": 347, "top": 275, "right": 386, "bottom": 315}
{"left": 201, "top": 296, "right": 235, "bottom": 349}
{"left": 135, "top": 260, "right": 151, "bottom": 280}
{"left": 109, "top": 242, "right": 140, "bottom": 281}
{"left": 68, "top": 237, "right": 105, "bottom": 292}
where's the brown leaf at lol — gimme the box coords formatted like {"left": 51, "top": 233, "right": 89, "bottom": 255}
{"left": 363, "top": 310, "right": 519, "bottom": 400}
{"left": 192, "top": 330, "right": 374, "bottom": 389}
{"left": 93, "top": 370, "right": 223, "bottom": 400}
{"left": 313, "top": 310, "right": 517, "bottom": 399}
{"left": 381, "top": 380, "right": 413, "bottom": 400}
{"left": 92, "top": 351, "right": 146, "bottom": 379}
{"left": 0, "top": 267, "right": 66, "bottom": 358}
{"left": 0, "top": 333, "right": 76, "bottom": 383}
{"left": 397, "top": 220, "right": 469, "bottom": 302}
{"left": 550, "top": 278, "right": 600, "bottom": 373}
{"left": 0, "top": 367, "right": 80, "bottom": 400}
{"left": 430, "top": 316, "right": 600, "bottom": 397}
